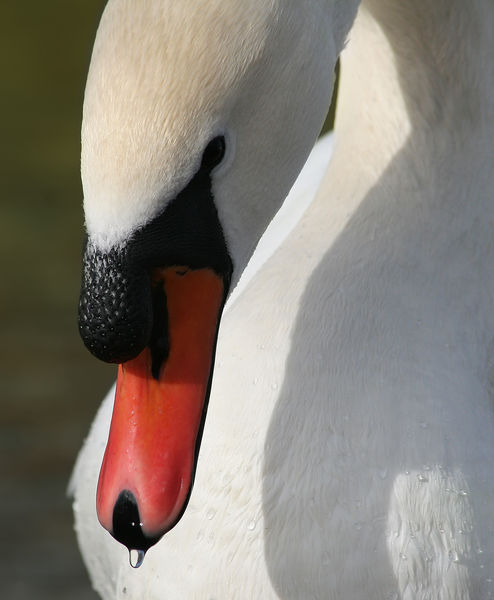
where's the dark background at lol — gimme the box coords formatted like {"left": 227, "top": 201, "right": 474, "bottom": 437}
{"left": 1, "top": 2, "right": 111, "bottom": 598}
{"left": 0, "top": 3, "right": 337, "bottom": 598}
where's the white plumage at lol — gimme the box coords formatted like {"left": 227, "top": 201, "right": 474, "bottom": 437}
{"left": 72, "top": 1, "right": 494, "bottom": 598}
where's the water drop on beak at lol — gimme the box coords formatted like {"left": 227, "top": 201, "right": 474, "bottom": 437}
{"left": 129, "top": 549, "right": 146, "bottom": 569}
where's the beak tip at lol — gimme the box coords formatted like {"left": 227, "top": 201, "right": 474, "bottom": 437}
{"left": 111, "top": 489, "right": 161, "bottom": 553}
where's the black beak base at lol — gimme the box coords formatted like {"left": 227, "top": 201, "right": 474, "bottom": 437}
{"left": 78, "top": 166, "right": 233, "bottom": 366}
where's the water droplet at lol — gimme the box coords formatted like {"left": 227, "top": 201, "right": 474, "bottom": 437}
{"left": 423, "top": 464, "right": 431, "bottom": 471}
{"left": 207, "top": 509, "right": 216, "bottom": 521}
{"left": 129, "top": 549, "right": 145, "bottom": 569}
{"left": 196, "top": 530, "right": 204, "bottom": 542}
{"left": 487, "top": 578, "right": 493, "bottom": 584}
{"left": 253, "top": 377, "right": 258, "bottom": 385}
{"left": 405, "top": 470, "right": 410, "bottom": 476}
{"left": 354, "top": 522, "right": 362, "bottom": 531}
{"left": 417, "top": 474, "right": 429, "bottom": 483}
{"left": 399, "top": 553, "right": 407, "bottom": 561}
{"left": 458, "top": 490, "right": 468, "bottom": 497}
{"left": 420, "top": 421, "right": 428, "bottom": 429}
{"left": 448, "top": 550, "right": 459, "bottom": 563}
{"left": 122, "top": 588, "right": 127, "bottom": 596}
{"left": 247, "top": 520, "right": 256, "bottom": 531}
{"left": 379, "top": 468, "right": 388, "bottom": 480}
{"left": 271, "top": 383, "right": 278, "bottom": 390}
{"left": 478, "top": 548, "right": 485, "bottom": 555}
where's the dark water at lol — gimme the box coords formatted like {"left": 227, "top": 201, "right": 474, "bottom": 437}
{"left": 0, "top": 2, "right": 113, "bottom": 598}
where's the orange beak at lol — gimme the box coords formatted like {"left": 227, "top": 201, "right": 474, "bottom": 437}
{"left": 95, "top": 267, "right": 225, "bottom": 550}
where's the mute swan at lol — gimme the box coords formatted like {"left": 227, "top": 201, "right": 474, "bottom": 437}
{"left": 71, "top": 0, "right": 494, "bottom": 598}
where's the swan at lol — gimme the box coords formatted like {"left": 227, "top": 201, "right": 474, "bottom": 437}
{"left": 71, "top": 0, "right": 494, "bottom": 598}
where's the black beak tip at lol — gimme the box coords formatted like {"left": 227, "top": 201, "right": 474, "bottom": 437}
{"left": 112, "top": 490, "right": 161, "bottom": 555}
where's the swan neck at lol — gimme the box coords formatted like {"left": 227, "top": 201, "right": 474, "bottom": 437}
{"left": 302, "top": 0, "right": 494, "bottom": 319}
{"left": 335, "top": 0, "right": 494, "bottom": 166}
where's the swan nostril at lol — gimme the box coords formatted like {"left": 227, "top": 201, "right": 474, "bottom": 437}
{"left": 112, "top": 490, "right": 160, "bottom": 556}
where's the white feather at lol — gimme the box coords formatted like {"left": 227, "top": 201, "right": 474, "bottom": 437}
{"left": 72, "top": 1, "right": 494, "bottom": 598}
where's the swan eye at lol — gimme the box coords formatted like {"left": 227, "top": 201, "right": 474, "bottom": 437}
{"left": 201, "top": 136, "right": 226, "bottom": 171}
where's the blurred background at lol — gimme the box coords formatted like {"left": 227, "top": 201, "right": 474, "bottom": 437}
{"left": 0, "top": 2, "right": 337, "bottom": 598}
{"left": 1, "top": 2, "right": 112, "bottom": 598}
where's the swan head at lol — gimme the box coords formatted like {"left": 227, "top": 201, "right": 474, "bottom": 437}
{"left": 78, "top": 0, "right": 357, "bottom": 557}
{"left": 81, "top": 0, "right": 343, "bottom": 272}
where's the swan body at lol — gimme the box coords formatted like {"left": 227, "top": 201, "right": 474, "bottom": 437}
{"left": 72, "top": 0, "right": 494, "bottom": 598}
